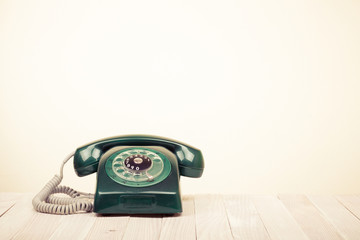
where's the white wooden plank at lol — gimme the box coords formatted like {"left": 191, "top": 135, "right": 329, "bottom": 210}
{"left": 85, "top": 215, "right": 130, "bottom": 240}
{"left": 9, "top": 195, "right": 95, "bottom": 240}
{"left": 194, "top": 194, "right": 233, "bottom": 240}
{"left": 279, "top": 195, "right": 344, "bottom": 240}
{"left": 49, "top": 213, "right": 96, "bottom": 240}
{"left": 159, "top": 195, "right": 196, "bottom": 240}
{"left": 0, "top": 194, "right": 35, "bottom": 239}
{"left": 1, "top": 193, "right": 358, "bottom": 240}
{"left": 122, "top": 214, "right": 163, "bottom": 240}
{"left": 0, "top": 193, "right": 22, "bottom": 216}
{"left": 336, "top": 195, "right": 360, "bottom": 219}
{"left": 251, "top": 195, "right": 309, "bottom": 240}
{"left": 223, "top": 195, "right": 270, "bottom": 240}
{"left": 308, "top": 195, "right": 360, "bottom": 240}
{"left": 12, "top": 213, "right": 64, "bottom": 240}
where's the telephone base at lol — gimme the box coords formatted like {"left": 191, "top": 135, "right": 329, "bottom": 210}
{"left": 93, "top": 145, "right": 183, "bottom": 214}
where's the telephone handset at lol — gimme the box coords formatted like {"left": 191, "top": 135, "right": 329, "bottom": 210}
{"left": 32, "top": 135, "right": 204, "bottom": 215}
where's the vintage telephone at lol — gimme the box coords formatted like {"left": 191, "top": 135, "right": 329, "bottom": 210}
{"left": 32, "top": 135, "right": 204, "bottom": 215}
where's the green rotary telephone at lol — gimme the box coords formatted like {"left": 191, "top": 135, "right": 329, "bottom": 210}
{"left": 32, "top": 135, "right": 204, "bottom": 215}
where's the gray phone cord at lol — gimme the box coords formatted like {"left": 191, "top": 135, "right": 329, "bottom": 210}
{"left": 32, "top": 151, "right": 94, "bottom": 215}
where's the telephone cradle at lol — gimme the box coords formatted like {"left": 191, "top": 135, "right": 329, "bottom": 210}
{"left": 32, "top": 135, "right": 204, "bottom": 215}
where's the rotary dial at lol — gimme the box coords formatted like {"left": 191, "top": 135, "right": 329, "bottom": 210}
{"left": 111, "top": 148, "right": 164, "bottom": 183}
{"left": 124, "top": 154, "right": 152, "bottom": 172}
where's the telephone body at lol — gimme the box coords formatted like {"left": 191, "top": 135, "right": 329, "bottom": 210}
{"left": 33, "top": 135, "right": 204, "bottom": 215}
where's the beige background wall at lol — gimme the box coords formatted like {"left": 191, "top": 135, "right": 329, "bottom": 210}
{"left": 1, "top": 0, "right": 359, "bottom": 194}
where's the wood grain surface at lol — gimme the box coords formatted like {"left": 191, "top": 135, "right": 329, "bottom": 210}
{"left": 1, "top": 193, "right": 360, "bottom": 240}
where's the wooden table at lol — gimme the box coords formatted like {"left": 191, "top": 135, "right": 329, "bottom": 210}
{"left": 1, "top": 193, "right": 360, "bottom": 240}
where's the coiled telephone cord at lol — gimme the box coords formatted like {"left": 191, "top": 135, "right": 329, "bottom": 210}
{"left": 32, "top": 151, "right": 94, "bottom": 215}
